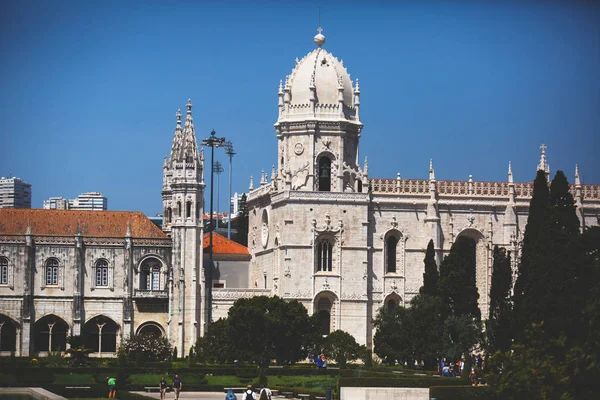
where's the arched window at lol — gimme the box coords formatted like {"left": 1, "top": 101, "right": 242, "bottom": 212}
{"left": 177, "top": 201, "right": 182, "bottom": 217}
{"left": 0, "top": 314, "right": 17, "bottom": 351}
{"left": 95, "top": 260, "right": 109, "bottom": 287}
{"left": 138, "top": 323, "right": 163, "bottom": 338}
{"left": 386, "top": 299, "right": 396, "bottom": 312}
{"left": 34, "top": 315, "right": 68, "bottom": 352}
{"left": 140, "top": 259, "right": 162, "bottom": 291}
{"left": 46, "top": 258, "right": 59, "bottom": 286}
{"left": 0, "top": 258, "right": 8, "bottom": 285}
{"left": 357, "top": 180, "right": 363, "bottom": 193}
{"left": 317, "top": 239, "right": 333, "bottom": 272}
{"left": 318, "top": 157, "right": 331, "bottom": 192}
{"left": 186, "top": 201, "right": 191, "bottom": 218}
{"left": 83, "top": 316, "right": 118, "bottom": 354}
{"left": 386, "top": 236, "right": 398, "bottom": 273}
{"left": 167, "top": 207, "right": 172, "bottom": 223}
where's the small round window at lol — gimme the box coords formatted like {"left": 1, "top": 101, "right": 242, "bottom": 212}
{"left": 261, "top": 209, "right": 269, "bottom": 248}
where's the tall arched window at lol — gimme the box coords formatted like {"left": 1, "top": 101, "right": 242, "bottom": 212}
{"left": 0, "top": 258, "right": 8, "bottom": 285}
{"left": 386, "top": 236, "right": 398, "bottom": 273}
{"left": 95, "top": 260, "right": 109, "bottom": 287}
{"left": 167, "top": 207, "right": 172, "bottom": 223}
{"left": 318, "top": 157, "right": 331, "bottom": 192}
{"left": 140, "top": 259, "right": 162, "bottom": 291}
{"left": 317, "top": 239, "right": 333, "bottom": 272}
{"left": 46, "top": 258, "right": 59, "bottom": 286}
{"left": 186, "top": 201, "right": 192, "bottom": 218}
{"left": 177, "top": 201, "right": 182, "bottom": 217}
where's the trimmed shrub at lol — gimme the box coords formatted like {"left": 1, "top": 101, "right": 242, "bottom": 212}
{"left": 429, "top": 385, "right": 498, "bottom": 400}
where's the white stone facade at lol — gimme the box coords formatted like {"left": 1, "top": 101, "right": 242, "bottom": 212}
{"left": 246, "top": 29, "right": 600, "bottom": 348}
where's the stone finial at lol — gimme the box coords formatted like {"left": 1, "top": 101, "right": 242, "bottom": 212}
{"left": 278, "top": 79, "right": 283, "bottom": 94}
{"left": 271, "top": 164, "right": 276, "bottom": 181}
{"left": 575, "top": 164, "right": 581, "bottom": 186}
{"left": 508, "top": 161, "right": 513, "bottom": 183}
{"left": 163, "top": 156, "right": 167, "bottom": 168}
{"left": 469, "top": 174, "right": 473, "bottom": 183}
{"left": 249, "top": 176, "right": 254, "bottom": 190}
{"left": 354, "top": 78, "right": 360, "bottom": 93}
{"left": 260, "top": 169, "right": 267, "bottom": 185}
{"left": 176, "top": 109, "right": 182, "bottom": 125}
{"left": 364, "top": 157, "right": 368, "bottom": 175}
{"left": 126, "top": 222, "right": 131, "bottom": 237}
{"left": 429, "top": 159, "right": 435, "bottom": 180}
{"left": 25, "top": 220, "right": 31, "bottom": 235}
{"left": 538, "top": 143, "right": 550, "bottom": 176}
{"left": 314, "top": 27, "right": 326, "bottom": 47}
{"left": 186, "top": 99, "right": 193, "bottom": 114}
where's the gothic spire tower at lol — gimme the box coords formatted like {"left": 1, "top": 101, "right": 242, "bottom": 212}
{"left": 162, "top": 99, "right": 205, "bottom": 356}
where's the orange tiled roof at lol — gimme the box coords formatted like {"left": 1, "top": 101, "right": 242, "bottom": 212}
{"left": 203, "top": 232, "right": 249, "bottom": 255}
{"left": 0, "top": 209, "right": 168, "bottom": 238}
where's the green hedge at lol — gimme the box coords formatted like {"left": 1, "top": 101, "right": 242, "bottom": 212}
{"left": 338, "top": 376, "right": 468, "bottom": 389}
{"left": 429, "top": 385, "right": 498, "bottom": 400}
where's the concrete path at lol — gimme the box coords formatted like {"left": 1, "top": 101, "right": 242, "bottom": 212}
{"left": 131, "top": 391, "right": 240, "bottom": 400}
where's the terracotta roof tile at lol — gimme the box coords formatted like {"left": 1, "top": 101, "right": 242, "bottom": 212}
{"left": 203, "top": 232, "right": 249, "bottom": 255}
{"left": 0, "top": 209, "right": 167, "bottom": 238}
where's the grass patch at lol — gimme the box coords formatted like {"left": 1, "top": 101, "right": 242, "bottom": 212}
{"left": 130, "top": 373, "right": 207, "bottom": 385}
{"left": 53, "top": 374, "right": 95, "bottom": 384}
{"left": 205, "top": 375, "right": 246, "bottom": 387}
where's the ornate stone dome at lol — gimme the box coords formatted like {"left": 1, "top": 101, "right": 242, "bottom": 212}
{"left": 287, "top": 29, "right": 355, "bottom": 106}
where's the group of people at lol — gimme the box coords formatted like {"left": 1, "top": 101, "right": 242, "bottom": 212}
{"left": 226, "top": 385, "right": 272, "bottom": 400}
{"left": 309, "top": 353, "right": 327, "bottom": 369}
{"left": 158, "top": 375, "right": 183, "bottom": 400}
{"left": 437, "top": 353, "right": 487, "bottom": 385}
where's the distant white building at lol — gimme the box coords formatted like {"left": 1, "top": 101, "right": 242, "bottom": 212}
{"left": 43, "top": 197, "right": 69, "bottom": 210}
{"left": 229, "top": 192, "right": 247, "bottom": 220}
{"left": 70, "top": 192, "right": 108, "bottom": 210}
{"left": 0, "top": 177, "right": 31, "bottom": 208}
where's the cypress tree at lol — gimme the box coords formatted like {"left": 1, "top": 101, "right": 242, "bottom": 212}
{"left": 438, "top": 236, "right": 480, "bottom": 320}
{"left": 420, "top": 239, "right": 439, "bottom": 297}
{"left": 513, "top": 169, "right": 549, "bottom": 341}
{"left": 486, "top": 246, "right": 512, "bottom": 353}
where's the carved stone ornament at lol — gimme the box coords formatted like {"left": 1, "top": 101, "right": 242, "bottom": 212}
{"left": 390, "top": 216, "right": 398, "bottom": 229}
{"left": 294, "top": 142, "right": 304, "bottom": 155}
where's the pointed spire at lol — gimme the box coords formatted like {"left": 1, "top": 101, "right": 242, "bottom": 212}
{"left": 575, "top": 164, "right": 581, "bottom": 186}
{"left": 25, "top": 220, "right": 31, "bottom": 235}
{"left": 271, "top": 164, "right": 276, "bottom": 181}
{"left": 537, "top": 143, "right": 550, "bottom": 177}
{"left": 249, "top": 176, "right": 254, "bottom": 190}
{"left": 364, "top": 156, "right": 368, "bottom": 175}
{"left": 260, "top": 169, "right": 267, "bottom": 185}
{"left": 429, "top": 159, "right": 435, "bottom": 180}
{"left": 508, "top": 161, "right": 513, "bottom": 183}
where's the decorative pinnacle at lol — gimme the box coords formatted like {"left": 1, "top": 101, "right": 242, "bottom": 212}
{"left": 278, "top": 80, "right": 283, "bottom": 94}
{"left": 575, "top": 164, "right": 581, "bottom": 185}
{"left": 249, "top": 176, "right": 254, "bottom": 190}
{"left": 538, "top": 143, "right": 549, "bottom": 173}
{"left": 314, "top": 27, "right": 326, "bottom": 47}
{"left": 429, "top": 159, "right": 435, "bottom": 180}
{"left": 354, "top": 78, "right": 360, "bottom": 93}
{"left": 508, "top": 161, "right": 513, "bottom": 183}
{"left": 469, "top": 174, "right": 473, "bottom": 182}
{"left": 186, "top": 99, "right": 193, "bottom": 114}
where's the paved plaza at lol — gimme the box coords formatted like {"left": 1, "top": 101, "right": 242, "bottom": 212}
{"left": 132, "top": 391, "right": 228, "bottom": 400}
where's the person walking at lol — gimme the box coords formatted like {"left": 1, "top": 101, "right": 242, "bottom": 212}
{"left": 259, "top": 387, "right": 272, "bottom": 400}
{"left": 159, "top": 376, "right": 168, "bottom": 400}
{"left": 242, "top": 384, "right": 256, "bottom": 400}
{"left": 172, "top": 374, "right": 182, "bottom": 400}
{"left": 106, "top": 376, "right": 116, "bottom": 399}
{"left": 225, "top": 388, "right": 238, "bottom": 400}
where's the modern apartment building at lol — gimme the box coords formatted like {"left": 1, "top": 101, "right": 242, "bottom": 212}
{"left": 0, "top": 177, "right": 31, "bottom": 208}
{"left": 69, "top": 192, "right": 108, "bottom": 210}
{"left": 43, "top": 197, "right": 69, "bottom": 210}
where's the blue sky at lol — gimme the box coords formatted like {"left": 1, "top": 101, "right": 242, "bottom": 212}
{"left": 0, "top": 0, "right": 598, "bottom": 215}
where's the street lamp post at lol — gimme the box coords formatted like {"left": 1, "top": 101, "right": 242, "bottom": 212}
{"left": 201, "top": 130, "right": 226, "bottom": 330}
{"left": 213, "top": 161, "right": 224, "bottom": 230}
{"left": 224, "top": 141, "right": 236, "bottom": 239}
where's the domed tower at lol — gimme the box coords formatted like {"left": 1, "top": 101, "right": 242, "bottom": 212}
{"left": 275, "top": 28, "right": 365, "bottom": 193}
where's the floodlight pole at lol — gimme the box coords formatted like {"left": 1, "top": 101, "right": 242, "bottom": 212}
{"left": 224, "top": 141, "right": 236, "bottom": 239}
{"left": 201, "top": 130, "right": 225, "bottom": 331}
